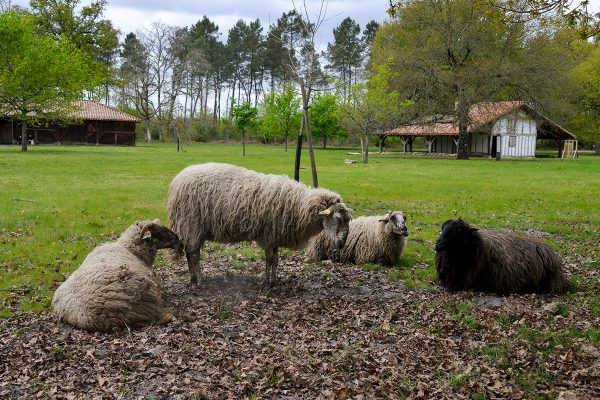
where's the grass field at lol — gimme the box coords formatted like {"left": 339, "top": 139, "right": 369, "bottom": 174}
{"left": 1, "top": 143, "right": 598, "bottom": 315}
{"left": 1, "top": 143, "right": 599, "bottom": 398}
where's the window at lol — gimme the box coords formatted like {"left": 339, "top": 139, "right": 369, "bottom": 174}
{"left": 508, "top": 135, "right": 516, "bottom": 148}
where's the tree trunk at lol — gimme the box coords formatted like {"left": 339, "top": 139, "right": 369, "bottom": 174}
{"left": 304, "top": 106, "right": 318, "bottom": 188}
{"left": 299, "top": 80, "right": 318, "bottom": 188}
{"left": 157, "top": 120, "right": 163, "bottom": 141}
{"left": 323, "top": 135, "right": 327, "bottom": 149}
{"left": 21, "top": 121, "right": 28, "bottom": 152}
{"left": 455, "top": 94, "right": 470, "bottom": 160}
{"left": 362, "top": 129, "right": 369, "bottom": 164}
{"left": 145, "top": 119, "right": 152, "bottom": 142}
{"left": 294, "top": 112, "right": 305, "bottom": 182}
{"left": 457, "top": 121, "right": 470, "bottom": 159}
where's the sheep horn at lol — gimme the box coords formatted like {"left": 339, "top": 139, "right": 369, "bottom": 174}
{"left": 140, "top": 222, "right": 155, "bottom": 238}
{"left": 319, "top": 208, "right": 332, "bottom": 216}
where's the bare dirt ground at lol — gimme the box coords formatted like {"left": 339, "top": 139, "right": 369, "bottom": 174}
{"left": 1, "top": 244, "right": 598, "bottom": 399}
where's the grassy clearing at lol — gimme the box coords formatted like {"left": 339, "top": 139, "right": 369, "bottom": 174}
{"left": 0, "top": 143, "right": 599, "bottom": 315}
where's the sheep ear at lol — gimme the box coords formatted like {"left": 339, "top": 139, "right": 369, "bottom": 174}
{"left": 469, "top": 227, "right": 479, "bottom": 232}
{"left": 319, "top": 208, "right": 331, "bottom": 216}
{"left": 379, "top": 212, "right": 392, "bottom": 222}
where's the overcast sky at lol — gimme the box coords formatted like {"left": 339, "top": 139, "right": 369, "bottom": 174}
{"left": 10, "top": 0, "right": 390, "bottom": 45}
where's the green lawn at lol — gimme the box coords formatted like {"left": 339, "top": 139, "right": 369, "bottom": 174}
{"left": 1, "top": 143, "right": 598, "bottom": 315}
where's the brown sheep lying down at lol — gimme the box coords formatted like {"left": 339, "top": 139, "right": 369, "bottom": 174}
{"left": 51, "top": 220, "right": 179, "bottom": 331}
{"left": 435, "top": 218, "right": 570, "bottom": 294}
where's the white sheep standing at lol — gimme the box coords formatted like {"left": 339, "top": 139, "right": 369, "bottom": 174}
{"left": 51, "top": 220, "right": 180, "bottom": 331}
{"left": 306, "top": 211, "right": 409, "bottom": 266}
{"left": 167, "top": 162, "right": 352, "bottom": 286}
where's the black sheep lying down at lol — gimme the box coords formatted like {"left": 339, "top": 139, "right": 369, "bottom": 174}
{"left": 435, "top": 218, "right": 570, "bottom": 294}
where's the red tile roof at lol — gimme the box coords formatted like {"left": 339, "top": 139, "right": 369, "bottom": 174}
{"left": 382, "top": 101, "right": 575, "bottom": 139}
{"left": 71, "top": 100, "right": 141, "bottom": 123}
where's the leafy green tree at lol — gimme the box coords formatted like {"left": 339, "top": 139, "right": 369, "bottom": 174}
{"left": 570, "top": 41, "right": 600, "bottom": 151}
{"left": 310, "top": 92, "right": 345, "bottom": 149}
{"left": 260, "top": 83, "right": 301, "bottom": 151}
{"left": 374, "top": 0, "right": 574, "bottom": 159}
{"left": 0, "top": 11, "right": 100, "bottom": 151}
{"left": 29, "top": 0, "right": 119, "bottom": 99}
{"left": 231, "top": 101, "right": 259, "bottom": 156}
{"left": 341, "top": 63, "right": 411, "bottom": 163}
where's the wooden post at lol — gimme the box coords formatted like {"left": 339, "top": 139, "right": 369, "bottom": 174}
{"left": 402, "top": 137, "right": 409, "bottom": 153}
{"left": 426, "top": 137, "right": 436, "bottom": 154}
{"left": 496, "top": 136, "right": 502, "bottom": 161}
{"left": 557, "top": 139, "right": 562, "bottom": 158}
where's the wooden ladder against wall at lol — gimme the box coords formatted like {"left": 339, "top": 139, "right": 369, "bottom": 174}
{"left": 562, "top": 140, "right": 578, "bottom": 159}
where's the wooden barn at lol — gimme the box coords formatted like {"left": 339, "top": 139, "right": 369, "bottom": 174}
{"left": 0, "top": 100, "right": 140, "bottom": 146}
{"left": 379, "top": 101, "right": 577, "bottom": 159}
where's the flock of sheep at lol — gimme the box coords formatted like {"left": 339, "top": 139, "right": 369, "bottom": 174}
{"left": 51, "top": 162, "right": 570, "bottom": 331}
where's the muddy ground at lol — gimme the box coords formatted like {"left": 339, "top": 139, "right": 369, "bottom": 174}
{"left": 1, "top": 244, "right": 598, "bottom": 399}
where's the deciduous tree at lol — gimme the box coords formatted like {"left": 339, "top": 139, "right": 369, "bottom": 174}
{"left": 310, "top": 92, "right": 345, "bottom": 149}
{"left": 29, "top": 0, "right": 119, "bottom": 101}
{"left": 0, "top": 11, "right": 100, "bottom": 151}
{"left": 261, "top": 83, "right": 301, "bottom": 151}
{"left": 231, "top": 101, "right": 259, "bottom": 156}
{"left": 376, "top": 0, "right": 574, "bottom": 159}
{"left": 340, "top": 63, "right": 411, "bottom": 163}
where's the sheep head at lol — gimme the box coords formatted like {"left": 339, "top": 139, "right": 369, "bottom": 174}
{"left": 319, "top": 200, "right": 352, "bottom": 250}
{"left": 435, "top": 218, "right": 478, "bottom": 253}
{"left": 141, "top": 220, "right": 180, "bottom": 251}
{"left": 379, "top": 211, "right": 409, "bottom": 237}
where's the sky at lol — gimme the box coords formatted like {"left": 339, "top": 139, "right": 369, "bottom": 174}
{"left": 9, "top": 0, "right": 391, "bottom": 45}
{"left": 8, "top": 0, "right": 600, "bottom": 46}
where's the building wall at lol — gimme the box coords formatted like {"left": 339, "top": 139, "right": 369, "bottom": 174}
{"left": 491, "top": 110, "right": 537, "bottom": 158}
{"left": 12, "top": 120, "right": 137, "bottom": 145}
{"left": 470, "top": 133, "right": 489, "bottom": 155}
{"left": 436, "top": 136, "right": 456, "bottom": 153}
{"left": 0, "top": 120, "right": 13, "bottom": 144}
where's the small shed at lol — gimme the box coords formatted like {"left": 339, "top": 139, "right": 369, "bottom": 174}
{"left": 379, "top": 102, "right": 576, "bottom": 159}
{"left": 0, "top": 100, "right": 140, "bottom": 146}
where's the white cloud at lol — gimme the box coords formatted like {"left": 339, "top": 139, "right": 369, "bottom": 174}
{"left": 10, "top": 0, "right": 389, "bottom": 45}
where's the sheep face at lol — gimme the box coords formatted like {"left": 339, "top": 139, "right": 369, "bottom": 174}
{"left": 319, "top": 202, "right": 352, "bottom": 250}
{"left": 380, "top": 211, "right": 409, "bottom": 237}
{"left": 141, "top": 221, "right": 180, "bottom": 250}
{"left": 435, "top": 218, "right": 478, "bottom": 254}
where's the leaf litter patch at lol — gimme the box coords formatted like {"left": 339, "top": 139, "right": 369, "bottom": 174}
{"left": 1, "top": 245, "right": 598, "bottom": 399}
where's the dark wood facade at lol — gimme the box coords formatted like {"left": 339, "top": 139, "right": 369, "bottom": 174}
{"left": 0, "top": 101, "right": 139, "bottom": 146}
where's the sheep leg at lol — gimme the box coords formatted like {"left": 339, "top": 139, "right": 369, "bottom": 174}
{"left": 264, "top": 246, "right": 279, "bottom": 287}
{"left": 185, "top": 245, "right": 202, "bottom": 284}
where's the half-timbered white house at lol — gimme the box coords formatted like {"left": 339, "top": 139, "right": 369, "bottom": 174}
{"left": 379, "top": 102, "right": 576, "bottom": 159}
